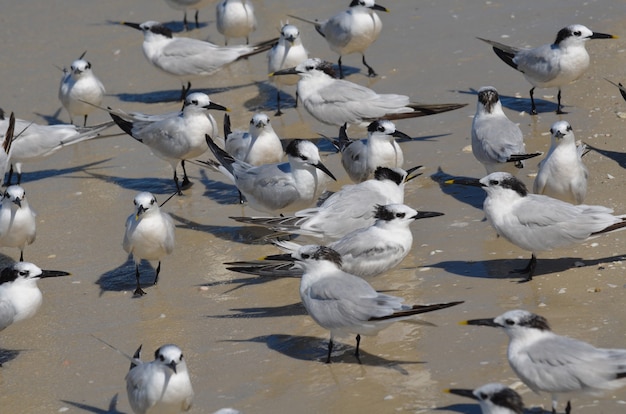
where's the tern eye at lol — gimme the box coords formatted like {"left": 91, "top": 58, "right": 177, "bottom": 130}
{"left": 159, "top": 355, "right": 165, "bottom": 361}
{"left": 549, "top": 128, "right": 555, "bottom": 134}
{"left": 566, "top": 125, "right": 572, "bottom": 132}
{"left": 395, "top": 212, "right": 405, "bottom": 218}
{"left": 179, "top": 354, "right": 183, "bottom": 361}
{"left": 19, "top": 270, "right": 28, "bottom": 277}
{"left": 489, "top": 180, "right": 499, "bottom": 186}
{"left": 574, "top": 30, "right": 582, "bottom": 36}
{"left": 377, "top": 125, "right": 385, "bottom": 132}
{"left": 479, "top": 392, "right": 487, "bottom": 400}
{"left": 305, "top": 65, "right": 314, "bottom": 71}
{"left": 505, "top": 319, "right": 515, "bottom": 325}
{"left": 300, "top": 155, "right": 308, "bottom": 161}
{"left": 301, "top": 254, "right": 310, "bottom": 259}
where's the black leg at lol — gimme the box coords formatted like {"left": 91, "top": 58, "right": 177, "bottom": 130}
{"left": 362, "top": 55, "right": 377, "bottom": 78}
{"left": 295, "top": 90, "right": 299, "bottom": 108}
{"left": 179, "top": 82, "right": 191, "bottom": 102}
{"left": 514, "top": 254, "right": 537, "bottom": 283}
{"left": 134, "top": 264, "right": 147, "bottom": 296}
{"left": 154, "top": 261, "right": 161, "bottom": 285}
{"left": 173, "top": 170, "right": 183, "bottom": 196}
{"left": 83, "top": 115, "right": 88, "bottom": 127}
{"left": 556, "top": 89, "right": 565, "bottom": 114}
{"left": 275, "top": 90, "right": 283, "bottom": 116}
{"left": 338, "top": 56, "right": 344, "bottom": 79}
{"left": 181, "top": 160, "right": 192, "bottom": 189}
{"left": 529, "top": 87, "right": 537, "bottom": 115}
{"left": 183, "top": 12, "right": 189, "bottom": 31}
{"left": 354, "top": 334, "right": 362, "bottom": 364}
{"left": 16, "top": 171, "right": 22, "bottom": 185}
{"left": 19, "top": 250, "right": 24, "bottom": 262}
{"left": 565, "top": 400, "right": 571, "bottom": 414}
{"left": 326, "top": 339, "right": 334, "bottom": 363}
{"left": 194, "top": 9, "right": 200, "bottom": 29}
{"left": 4, "top": 164, "right": 14, "bottom": 186}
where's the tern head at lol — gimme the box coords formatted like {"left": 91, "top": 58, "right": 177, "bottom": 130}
{"left": 133, "top": 192, "right": 159, "bottom": 220}
{"left": 280, "top": 24, "right": 300, "bottom": 44}
{"left": 70, "top": 59, "right": 92, "bottom": 77}
{"left": 476, "top": 86, "right": 501, "bottom": 114}
{"left": 554, "top": 24, "right": 616, "bottom": 47}
{"left": 349, "top": 0, "right": 389, "bottom": 13}
{"left": 550, "top": 120, "right": 574, "bottom": 144}
{"left": 0, "top": 262, "right": 70, "bottom": 285}
{"left": 271, "top": 58, "right": 337, "bottom": 79}
{"left": 183, "top": 92, "right": 229, "bottom": 113}
{"left": 367, "top": 120, "right": 411, "bottom": 141}
{"left": 3, "top": 185, "right": 26, "bottom": 208}
{"left": 292, "top": 245, "right": 343, "bottom": 268}
{"left": 153, "top": 344, "right": 186, "bottom": 374}
{"left": 285, "top": 139, "right": 337, "bottom": 181}
{"left": 374, "top": 166, "right": 406, "bottom": 185}
{"left": 122, "top": 21, "right": 173, "bottom": 39}
{"left": 250, "top": 113, "right": 271, "bottom": 130}
{"left": 374, "top": 204, "right": 444, "bottom": 224}
{"left": 464, "top": 309, "right": 551, "bottom": 340}
{"left": 446, "top": 172, "right": 528, "bottom": 198}
{"left": 446, "top": 383, "right": 525, "bottom": 414}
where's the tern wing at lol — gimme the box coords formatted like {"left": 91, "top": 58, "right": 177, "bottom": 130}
{"left": 0, "top": 298, "right": 16, "bottom": 331}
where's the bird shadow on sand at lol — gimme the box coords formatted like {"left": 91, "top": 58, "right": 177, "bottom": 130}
{"left": 60, "top": 394, "right": 123, "bottom": 414}
{"left": 434, "top": 403, "right": 482, "bottom": 414}
{"left": 208, "top": 301, "right": 306, "bottom": 319}
{"left": 0, "top": 347, "right": 21, "bottom": 366}
{"left": 113, "top": 81, "right": 259, "bottom": 104}
{"left": 95, "top": 256, "right": 158, "bottom": 297}
{"left": 456, "top": 87, "right": 561, "bottom": 114}
{"left": 430, "top": 167, "right": 486, "bottom": 210}
{"left": 427, "top": 253, "right": 626, "bottom": 281}
{"left": 32, "top": 108, "right": 65, "bottom": 125}
{"left": 220, "top": 334, "right": 422, "bottom": 373}
{"left": 78, "top": 170, "right": 181, "bottom": 195}
{"left": 5, "top": 158, "right": 114, "bottom": 186}
{"left": 104, "top": 19, "right": 209, "bottom": 34}
{"left": 584, "top": 143, "right": 626, "bottom": 169}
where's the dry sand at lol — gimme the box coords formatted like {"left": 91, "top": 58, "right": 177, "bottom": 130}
{"left": 2, "top": 0, "right": 626, "bottom": 413}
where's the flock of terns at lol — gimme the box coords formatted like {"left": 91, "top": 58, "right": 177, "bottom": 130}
{"left": 3, "top": 0, "right": 626, "bottom": 413}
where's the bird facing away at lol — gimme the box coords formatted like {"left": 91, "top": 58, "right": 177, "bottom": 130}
{"left": 110, "top": 92, "right": 228, "bottom": 194}
{"left": 293, "top": 245, "right": 463, "bottom": 363}
{"left": 216, "top": 0, "right": 256, "bottom": 45}
{"left": 229, "top": 165, "right": 418, "bottom": 241}
{"left": 0, "top": 185, "right": 36, "bottom": 262}
{"left": 533, "top": 120, "right": 588, "bottom": 204}
{"left": 123, "top": 192, "right": 175, "bottom": 296}
{"left": 223, "top": 112, "right": 284, "bottom": 165}
{"left": 446, "top": 172, "right": 626, "bottom": 281}
{"left": 464, "top": 310, "right": 626, "bottom": 414}
{"left": 205, "top": 136, "right": 336, "bottom": 214}
{"left": 0, "top": 262, "right": 69, "bottom": 332}
{"left": 471, "top": 86, "right": 540, "bottom": 174}
{"left": 478, "top": 24, "right": 616, "bottom": 114}
{"left": 289, "top": 0, "right": 388, "bottom": 78}
{"left": 226, "top": 203, "right": 443, "bottom": 278}
{"left": 58, "top": 56, "right": 106, "bottom": 126}
{"left": 267, "top": 23, "right": 309, "bottom": 116}
{"left": 121, "top": 20, "right": 278, "bottom": 100}
{"left": 163, "top": 0, "right": 211, "bottom": 30}
{"left": 126, "top": 344, "right": 194, "bottom": 414}
{"left": 336, "top": 119, "right": 411, "bottom": 183}
{"left": 271, "top": 58, "right": 467, "bottom": 129}
{"left": 446, "top": 383, "right": 525, "bottom": 414}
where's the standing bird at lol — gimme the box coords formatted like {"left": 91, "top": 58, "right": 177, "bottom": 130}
{"left": 121, "top": 21, "right": 278, "bottom": 100}
{"left": 123, "top": 192, "right": 175, "bottom": 296}
{"left": 446, "top": 383, "right": 525, "bottom": 414}
{"left": 216, "top": 0, "right": 256, "bottom": 45}
{"left": 110, "top": 92, "right": 228, "bottom": 194}
{"left": 478, "top": 24, "right": 617, "bottom": 114}
{"left": 471, "top": 86, "right": 540, "bottom": 174}
{"left": 163, "top": 0, "right": 211, "bottom": 30}
{"left": 464, "top": 310, "right": 626, "bottom": 414}
{"left": 267, "top": 23, "right": 309, "bottom": 115}
{"left": 293, "top": 244, "right": 463, "bottom": 363}
{"left": 223, "top": 113, "right": 284, "bottom": 165}
{"left": 0, "top": 186, "right": 36, "bottom": 262}
{"left": 204, "top": 136, "right": 336, "bottom": 214}
{"left": 0, "top": 262, "right": 69, "bottom": 332}
{"left": 58, "top": 56, "right": 106, "bottom": 126}
{"left": 336, "top": 119, "right": 411, "bottom": 183}
{"left": 126, "top": 344, "right": 194, "bottom": 414}
{"left": 289, "top": 0, "right": 388, "bottom": 78}
{"left": 272, "top": 58, "right": 466, "bottom": 130}
{"left": 446, "top": 172, "right": 626, "bottom": 281}
{"left": 533, "top": 120, "right": 588, "bottom": 204}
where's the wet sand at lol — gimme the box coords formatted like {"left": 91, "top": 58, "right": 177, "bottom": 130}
{"left": 2, "top": 0, "right": 626, "bottom": 412}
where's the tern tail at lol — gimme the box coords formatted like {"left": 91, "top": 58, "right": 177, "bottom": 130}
{"left": 477, "top": 37, "right": 519, "bottom": 70}
{"left": 369, "top": 301, "right": 464, "bottom": 321}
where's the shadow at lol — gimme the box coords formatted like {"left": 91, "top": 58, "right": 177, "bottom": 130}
{"left": 10, "top": 158, "right": 114, "bottom": 185}
{"left": 0, "top": 347, "right": 21, "bottom": 365}
{"left": 456, "top": 88, "right": 559, "bottom": 114}
{"left": 208, "top": 302, "right": 306, "bottom": 319}
{"left": 430, "top": 167, "right": 486, "bottom": 210}
{"left": 60, "top": 394, "right": 123, "bottom": 414}
{"left": 105, "top": 19, "right": 209, "bottom": 34}
{"left": 95, "top": 257, "right": 157, "bottom": 296}
{"left": 434, "top": 403, "right": 482, "bottom": 414}
{"left": 33, "top": 108, "right": 64, "bottom": 125}
{"left": 169, "top": 212, "right": 278, "bottom": 245}
{"left": 81, "top": 170, "right": 180, "bottom": 195}
{"left": 221, "top": 334, "right": 422, "bottom": 373}
{"left": 113, "top": 81, "right": 257, "bottom": 104}
{"left": 585, "top": 143, "right": 626, "bottom": 169}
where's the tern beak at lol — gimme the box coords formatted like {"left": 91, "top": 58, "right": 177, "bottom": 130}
{"left": 135, "top": 205, "right": 147, "bottom": 220}
{"left": 313, "top": 161, "right": 337, "bottom": 181}
{"left": 412, "top": 211, "right": 444, "bottom": 220}
{"left": 205, "top": 102, "right": 229, "bottom": 112}
{"left": 39, "top": 269, "right": 71, "bottom": 279}
{"left": 121, "top": 21, "right": 142, "bottom": 31}
{"left": 392, "top": 129, "right": 412, "bottom": 140}
{"left": 444, "top": 177, "right": 485, "bottom": 187}
{"left": 371, "top": 4, "right": 389, "bottom": 12}
{"left": 12, "top": 198, "right": 22, "bottom": 208}
{"left": 590, "top": 32, "right": 617, "bottom": 39}
{"left": 167, "top": 360, "right": 178, "bottom": 374}
{"left": 270, "top": 67, "right": 300, "bottom": 77}
{"left": 461, "top": 318, "right": 500, "bottom": 327}
{"left": 445, "top": 388, "right": 478, "bottom": 400}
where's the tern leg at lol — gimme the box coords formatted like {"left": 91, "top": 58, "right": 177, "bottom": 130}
{"left": 83, "top": 114, "right": 88, "bottom": 127}
{"left": 295, "top": 90, "right": 299, "bottom": 108}
{"left": 181, "top": 160, "right": 192, "bottom": 189}
{"left": 338, "top": 56, "right": 345, "bottom": 79}
{"left": 19, "top": 250, "right": 24, "bottom": 262}
{"left": 4, "top": 164, "right": 13, "bottom": 186}
{"left": 275, "top": 90, "right": 283, "bottom": 116}
{"left": 326, "top": 338, "right": 334, "bottom": 363}
{"left": 154, "top": 261, "right": 161, "bottom": 285}
{"left": 362, "top": 55, "right": 377, "bottom": 78}
{"left": 173, "top": 170, "right": 183, "bottom": 196}
{"left": 179, "top": 82, "right": 191, "bottom": 101}
{"left": 565, "top": 400, "right": 571, "bottom": 414}
{"left": 514, "top": 254, "right": 537, "bottom": 283}
{"left": 529, "top": 87, "right": 537, "bottom": 115}
{"left": 183, "top": 12, "right": 189, "bottom": 31}
{"left": 354, "top": 334, "right": 362, "bottom": 364}
{"left": 556, "top": 89, "right": 565, "bottom": 114}
{"left": 134, "top": 264, "right": 147, "bottom": 296}
{"left": 194, "top": 9, "right": 200, "bottom": 28}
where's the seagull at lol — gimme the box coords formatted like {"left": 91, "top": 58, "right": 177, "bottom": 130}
{"left": 446, "top": 383, "right": 525, "bottom": 414}
{"left": 292, "top": 244, "right": 463, "bottom": 363}
{"left": 58, "top": 54, "right": 106, "bottom": 126}
{"left": 223, "top": 112, "right": 284, "bottom": 165}
{"left": 123, "top": 192, "right": 175, "bottom": 296}
{"left": 478, "top": 24, "right": 617, "bottom": 114}
{"left": 121, "top": 20, "right": 278, "bottom": 100}
{"left": 226, "top": 203, "right": 443, "bottom": 278}
{"left": 126, "top": 344, "right": 194, "bottom": 414}
{"left": 0, "top": 110, "right": 114, "bottom": 185}
{"left": 335, "top": 119, "right": 411, "bottom": 183}
{"left": 110, "top": 92, "right": 228, "bottom": 194}
{"left": 267, "top": 23, "right": 309, "bottom": 116}
{"left": 464, "top": 309, "right": 626, "bottom": 414}
{"left": 163, "top": 0, "right": 211, "bottom": 30}
{"left": 471, "top": 86, "right": 540, "bottom": 174}
{"left": 533, "top": 120, "right": 588, "bottom": 205}
{"left": 229, "top": 166, "right": 418, "bottom": 240}
{"left": 446, "top": 172, "right": 626, "bottom": 281}
{"left": 289, "top": 0, "right": 388, "bottom": 78}
{"left": 216, "top": 0, "right": 256, "bottom": 45}
{"left": 0, "top": 262, "right": 69, "bottom": 332}
{"left": 271, "top": 58, "right": 467, "bottom": 129}
{"left": 204, "top": 135, "right": 336, "bottom": 213}
{"left": 0, "top": 186, "right": 36, "bottom": 262}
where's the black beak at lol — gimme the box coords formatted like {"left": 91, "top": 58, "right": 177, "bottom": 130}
{"left": 444, "top": 177, "right": 485, "bottom": 187}
{"left": 371, "top": 4, "right": 389, "bottom": 12}
{"left": 446, "top": 388, "right": 478, "bottom": 401}
{"left": 135, "top": 205, "right": 147, "bottom": 220}
{"left": 314, "top": 161, "right": 337, "bottom": 181}
{"left": 590, "top": 32, "right": 617, "bottom": 39}
{"left": 39, "top": 270, "right": 71, "bottom": 279}
{"left": 412, "top": 211, "right": 444, "bottom": 220}
{"left": 122, "top": 21, "right": 142, "bottom": 31}
{"left": 271, "top": 67, "right": 300, "bottom": 76}
{"left": 167, "top": 360, "right": 178, "bottom": 374}
{"left": 463, "top": 318, "right": 500, "bottom": 327}
{"left": 204, "top": 102, "right": 229, "bottom": 112}
{"left": 12, "top": 198, "right": 22, "bottom": 208}
{"left": 392, "top": 129, "right": 412, "bottom": 140}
